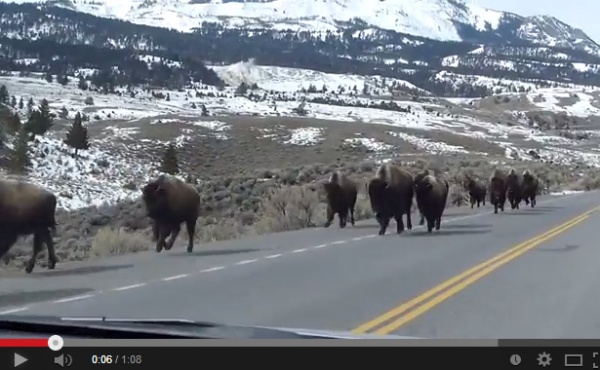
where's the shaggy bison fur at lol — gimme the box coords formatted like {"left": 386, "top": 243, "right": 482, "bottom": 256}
{"left": 489, "top": 168, "right": 508, "bottom": 214}
{"left": 414, "top": 171, "right": 449, "bottom": 233}
{"left": 463, "top": 174, "right": 487, "bottom": 209}
{"left": 142, "top": 175, "right": 201, "bottom": 253}
{"left": 0, "top": 179, "right": 58, "bottom": 273}
{"left": 521, "top": 170, "right": 540, "bottom": 208}
{"left": 367, "top": 163, "right": 414, "bottom": 235}
{"left": 506, "top": 168, "right": 523, "bottom": 210}
{"left": 323, "top": 171, "right": 358, "bottom": 228}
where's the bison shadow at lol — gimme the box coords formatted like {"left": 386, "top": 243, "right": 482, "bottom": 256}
{"left": 0, "top": 287, "right": 94, "bottom": 307}
{"left": 536, "top": 244, "right": 579, "bottom": 252}
{"left": 350, "top": 224, "right": 380, "bottom": 230}
{"left": 443, "top": 211, "right": 480, "bottom": 217}
{"left": 169, "top": 248, "right": 262, "bottom": 257}
{"left": 409, "top": 229, "right": 491, "bottom": 237}
{"left": 500, "top": 210, "right": 549, "bottom": 215}
{"left": 530, "top": 205, "right": 563, "bottom": 210}
{"left": 442, "top": 223, "right": 492, "bottom": 229}
{"left": 28, "top": 264, "right": 133, "bottom": 277}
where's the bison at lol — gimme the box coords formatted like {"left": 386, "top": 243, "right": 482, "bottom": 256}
{"left": 414, "top": 171, "right": 449, "bottom": 233}
{"left": 142, "top": 175, "right": 201, "bottom": 253}
{"left": 463, "top": 174, "right": 487, "bottom": 209}
{"left": 0, "top": 179, "right": 58, "bottom": 273}
{"left": 323, "top": 171, "right": 358, "bottom": 228}
{"left": 506, "top": 168, "right": 523, "bottom": 210}
{"left": 489, "top": 168, "right": 508, "bottom": 214}
{"left": 521, "top": 170, "right": 540, "bottom": 208}
{"left": 367, "top": 163, "right": 414, "bottom": 235}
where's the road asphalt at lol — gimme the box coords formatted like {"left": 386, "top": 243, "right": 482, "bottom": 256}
{"left": 0, "top": 190, "right": 599, "bottom": 338}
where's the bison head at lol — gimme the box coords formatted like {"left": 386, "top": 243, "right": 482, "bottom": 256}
{"left": 414, "top": 175, "right": 435, "bottom": 196}
{"left": 141, "top": 181, "right": 169, "bottom": 219}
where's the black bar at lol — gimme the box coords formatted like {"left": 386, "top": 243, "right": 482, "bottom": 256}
{"left": 2, "top": 347, "right": 599, "bottom": 369}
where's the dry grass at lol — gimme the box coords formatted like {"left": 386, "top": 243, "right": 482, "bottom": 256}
{"left": 2, "top": 153, "right": 600, "bottom": 271}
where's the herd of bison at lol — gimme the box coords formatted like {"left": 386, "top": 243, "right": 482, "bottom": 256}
{"left": 0, "top": 163, "right": 540, "bottom": 274}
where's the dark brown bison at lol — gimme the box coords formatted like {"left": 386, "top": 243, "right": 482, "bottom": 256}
{"left": 463, "top": 173, "right": 487, "bottom": 209}
{"left": 142, "top": 175, "right": 201, "bottom": 253}
{"left": 506, "top": 168, "right": 523, "bottom": 210}
{"left": 521, "top": 169, "right": 540, "bottom": 208}
{"left": 489, "top": 168, "right": 508, "bottom": 214}
{"left": 323, "top": 171, "right": 358, "bottom": 228}
{"left": 0, "top": 179, "right": 58, "bottom": 273}
{"left": 414, "top": 171, "right": 449, "bottom": 233}
{"left": 413, "top": 170, "right": 429, "bottom": 226}
{"left": 367, "top": 163, "right": 414, "bottom": 235}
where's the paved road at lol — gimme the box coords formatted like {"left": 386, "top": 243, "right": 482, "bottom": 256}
{"left": 1, "top": 190, "right": 599, "bottom": 338}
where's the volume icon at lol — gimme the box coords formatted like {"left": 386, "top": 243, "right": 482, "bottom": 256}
{"left": 54, "top": 354, "right": 73, "bottom": 367}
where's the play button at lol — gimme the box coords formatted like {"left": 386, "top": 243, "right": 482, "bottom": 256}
{"left": 14, "top": 353, "right": 27, "bottom": 368}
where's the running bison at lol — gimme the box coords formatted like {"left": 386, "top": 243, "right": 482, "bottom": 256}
{"left": 521, "top": 170, "right": 540, "bottom": 208}
{"left": 463, "top": 173, "right": 487, "bottom": 209}
{"left": 506, "top": 168, "right": 523, "bottom": 210}
{"left": 414, "top": 170, "right": 449, "bottom": 233}
{"left": 489, "top": 168, "right": 508, "bottom": 214}
{"left": 323, "top": 171, "right": 358, "bottom": 228}
{"left": 367, "top": 163, "right": 414, "bottom": 235}
{"left": 142, "top": 175, "right": 201, "bottom": 253}
{"left": 0, "top": 179, "right": 58, "bottom": 273}
{"left": 413, "top": 169, "right": 429, "bottom": 225}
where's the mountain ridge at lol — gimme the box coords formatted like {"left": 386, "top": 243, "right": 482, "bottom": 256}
{"left": 5, "top": 0, "right": 600, "bottom": 56}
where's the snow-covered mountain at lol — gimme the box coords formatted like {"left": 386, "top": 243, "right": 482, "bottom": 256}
{"left": 5, "top": 0, "right": 600, "bottom": 56}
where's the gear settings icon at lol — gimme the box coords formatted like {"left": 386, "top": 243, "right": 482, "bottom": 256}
{"left": 537, "top": 352, "right": 552, "bottom": 367}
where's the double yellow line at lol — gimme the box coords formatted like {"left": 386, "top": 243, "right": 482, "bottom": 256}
{"left": 352, "top": 204, "right": 600, "bottom": 335}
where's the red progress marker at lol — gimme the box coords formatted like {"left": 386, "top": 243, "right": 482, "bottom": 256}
{"left": 0, "top": 338, "right": 48, "bottom": 347}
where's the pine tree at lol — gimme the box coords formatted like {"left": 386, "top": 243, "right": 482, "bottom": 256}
{"left": 26, "top": 97, "right": 34, "bottom": 116}
{"left": 10, "top": 96, "right": 16, "bottom": 107}
{"left": 78, "top": 76, "right": 88, "bottom": 90}
{"left": 18, "top": 97, "right": 23, "bottom": 109}
{"left": 159, "top": 143, "right": 179, "bottom": 175}
{"left": 64, "top": 112, "right": 90, "bottom": 156}
{"left": 24, "top": 99, "right": 54, "bottom": 138}
{"left": 10, "top": 128, "right": 30, "bottom": 174}
{"left": 44, "top": 72, "right": 53, "bottom": 83}
{"left": 0, "top": 85, "right": 8, "bottom": 104}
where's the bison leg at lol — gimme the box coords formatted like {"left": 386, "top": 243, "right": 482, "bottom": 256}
{"left": 185, "top": 219, "right": 196, "bottom": 253}
{"left": 435, "top": 215, "right": 442, "bottom": 230}
{"left": 426, "top": 217, "right": 434, "bottom": 233}
{"left": 394, "top": 213, "right": 405, "bottom": 234}
{"left": 419, "top": 213, "right": 425, "bottom": 226}
{"left": 470, "top": 196, "right": 475, "bottom": 209}
{"left": 376, "top": 214, "right": 389, "bottom": 235}
{"left": 350, "top": 206, "right": 355, "bottom": 226}
{"left": 405, "top": 210, "right": 412, "bottom": 231}
{"left": 339, "top": 208, "right": 349, "bottom": 228}
{"left": 41, "top": 228, "right": 58, "bottom": 270}
{"left": 531, "top": 196, "right": 536, "bottom": 208}
{"left": 155, "top": 225, "right": 170, "bottom": 253}
{"left": 25, "top": 232, "right": 46, "bottom": 274}
{"left": 324, "top": 206, "right": 334, "bottom": 228}
{"left": 164, "top": 224, "right": 181, "bottom": 251}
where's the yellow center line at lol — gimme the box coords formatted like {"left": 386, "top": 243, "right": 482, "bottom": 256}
{"left": 352, "top": 205, "right": 600, "bottom": 335}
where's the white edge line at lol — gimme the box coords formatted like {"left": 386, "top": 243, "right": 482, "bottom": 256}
{"left": 313, "top": 244, "right": 327, "bottom": 249}
{"left": 0, "top": 306, "right": 29, "bottom": 315}
{"left": 265, "top": 254, "right": 282, "bottom": 259}
{"left": 331, "top": 240, "right": 347, "bottom": 245}
{"left": 113, "top": 283, "right": 146, "bottom": 291}
{"left": 201, "top": 266, "right": 225, "bottom": 273}
{"left": 292, "top": 248, "right": 306, "bottom": 253}
{"left": 162, "top": 274, "right": 189, "bottom": 281}
{"left": 53, "top": 294, "right": 95, "bottom": 304}
{"left": 236, "top": 259, "right": 257, "bottom": 265}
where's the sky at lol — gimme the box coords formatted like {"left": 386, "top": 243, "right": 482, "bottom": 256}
{"left": 470, "top": 0, "right": 600, "bottom": 43}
